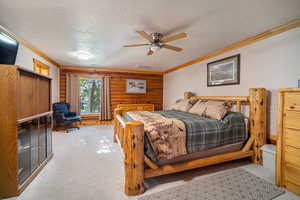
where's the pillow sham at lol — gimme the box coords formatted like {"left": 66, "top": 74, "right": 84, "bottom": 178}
{"left": 189, "top": 100, "right": 233, "bottom": 120}
{"left": 188, "top": 100, "right": 207, "bottom": 116}
{"left": 205, "top": 101, "right": 233, "bottom": 120}
{"left": 171, "top": 98, "right": 198, "bottom": 112}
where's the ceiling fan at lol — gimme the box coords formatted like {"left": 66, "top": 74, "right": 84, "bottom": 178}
{"left": 123, "top": 31, "right": 187, "bottom": 56}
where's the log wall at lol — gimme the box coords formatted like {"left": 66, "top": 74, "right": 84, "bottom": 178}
{"left": 59, "top": 68, "right": 163, "bottom": 118}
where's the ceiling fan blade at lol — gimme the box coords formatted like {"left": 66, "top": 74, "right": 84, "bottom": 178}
{"left": 162, "top": 44, "right": 183, "bottom": 52}
{"left": 123, "top": 44, "right": 149, "bottom": 47}
{"left": 136, "top": 30, "right": 153, "bottom": 42}
{"left": 147, "top": 49, "right": 154, "bottom": 56}
{"left": 161, "top": 32, "right": 187, "bottom": 43}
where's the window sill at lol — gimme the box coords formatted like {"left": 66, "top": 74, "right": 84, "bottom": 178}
{"left": 81, "top": 113, "right": 99, "bottom": 117}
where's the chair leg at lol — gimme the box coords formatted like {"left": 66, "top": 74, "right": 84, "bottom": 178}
{"left": 67, "top": 124, "right": 80, "bottom": 132}
{"left": 55, "top": 122, "right": 80, "bottom": 133}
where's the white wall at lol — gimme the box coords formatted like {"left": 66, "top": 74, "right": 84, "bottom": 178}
{"left": 15, "top": 45, "right": 60, "bottom": 103}
{"left": 164, "top": 27, "right": 300, "bottom": 135}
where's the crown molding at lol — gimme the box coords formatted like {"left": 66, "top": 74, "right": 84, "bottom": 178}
{"left": 164, "top": 18, "right": 300, "bottom": 74}
{"left": 61, "top": 65, "right": 164, "bottom": 75}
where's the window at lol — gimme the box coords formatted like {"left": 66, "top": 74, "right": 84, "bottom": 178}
{"left": 79, "top": 78, "right": 101, "bottom": 114}
{"left": 33, "top": 59, "right": 49, "bottom": 75}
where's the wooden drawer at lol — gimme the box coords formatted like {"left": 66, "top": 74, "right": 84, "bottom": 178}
{"left": 285, "top": 94, "right": 300, "bottom": 111}
{"left": 117, "top": 104, "right": 154, "bottom": 112}
{"left": 118, "top": 106, "right": 137, "bottom": 110}
{"left": 284, "top": 111, "right": 300, "bottom": 130}
{"left": 285, "top": 146, "right": 300, "bottom": 168}
{"left": 136, "top": 106, "right": 144, "bottom": 110}
{"left": 285, "top": 164, "right": 300, "bottom": 187}
{"left": 285, "top": 181, "right": 300, "bottom": 196}
{"left": 284, "top": 128, "right": 300, "bottom": 149}
{"left": 127, "top": 108, "right": 138, "bottom": 111}
{"left": 143, "top": 105, "right": 154, "bottom": 110}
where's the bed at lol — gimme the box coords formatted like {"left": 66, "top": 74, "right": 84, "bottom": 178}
{"left": 114, "top": 88, "right": 267, "bottom": 195}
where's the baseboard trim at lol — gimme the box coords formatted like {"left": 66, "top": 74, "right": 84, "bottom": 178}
{"left": 75, "top": 120, "right": 114, "bottom": 126}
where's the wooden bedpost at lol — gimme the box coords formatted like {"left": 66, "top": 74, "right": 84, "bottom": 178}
{"left": 249, "top": 88, "right": 267, "bottom": 165}
{"left": 113, "top": 108, "right": 123, "bottom": 143}
{"left": 124, "top": 121, "right": 145, "bottom": 195}
{"left": 184, "top": 91, "right": 193, "bottom": 99}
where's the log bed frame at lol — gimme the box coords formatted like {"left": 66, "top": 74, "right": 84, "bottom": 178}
{"left": 113, "top": 88, "right": 267, "bottom": 195}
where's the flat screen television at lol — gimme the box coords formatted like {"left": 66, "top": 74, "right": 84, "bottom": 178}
{"left": 0, "top": 32, "right": 19, "bottom": 65}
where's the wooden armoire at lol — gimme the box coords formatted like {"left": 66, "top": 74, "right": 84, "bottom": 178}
{"left": 0, "top": 65, "right": 53, "bottom": 198}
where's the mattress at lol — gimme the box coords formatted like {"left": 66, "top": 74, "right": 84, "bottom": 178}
{"left": 124, "top": 110, "right": 248, "bottom": 164}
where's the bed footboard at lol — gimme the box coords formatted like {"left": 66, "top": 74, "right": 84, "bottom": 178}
{"left": 114, "top": 109, "right": 145, "bottom": 195}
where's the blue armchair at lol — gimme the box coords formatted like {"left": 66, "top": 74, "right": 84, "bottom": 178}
{"left": 53, "top": 102, "right": 81, "bottom": 133}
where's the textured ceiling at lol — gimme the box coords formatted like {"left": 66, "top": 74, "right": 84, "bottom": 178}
{"left": 0, "top": 0, "right": 300, "bottom": 72}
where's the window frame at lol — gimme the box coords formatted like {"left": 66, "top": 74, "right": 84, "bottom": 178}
{"left": 79, "top": 77, "right": 101, "bottom": 114}
{"left": 33, "top": 59, "right": 50, "bottom": 76}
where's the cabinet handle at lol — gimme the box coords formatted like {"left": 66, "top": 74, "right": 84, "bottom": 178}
{"left": 289, "top": 106, "right": 295, "bottom": 110}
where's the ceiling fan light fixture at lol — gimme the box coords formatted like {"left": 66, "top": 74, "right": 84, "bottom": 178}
{"left": 150, "top": 44, "right": 161, "bottom": 52}
{"left": 124, "top": 30, "right": 187, "bottom": 55}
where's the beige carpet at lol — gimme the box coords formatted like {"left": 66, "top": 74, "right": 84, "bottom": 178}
{"left": 4, "top": 126, "right": 300, "bottom": 200}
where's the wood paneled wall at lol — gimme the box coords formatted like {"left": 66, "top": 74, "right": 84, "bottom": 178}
{"left": 59, "top": 68, "right": 163, "bottom": 118}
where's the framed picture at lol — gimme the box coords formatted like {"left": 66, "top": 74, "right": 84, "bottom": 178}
{"left": 207, "top": 54, "right": 240, "bottom": 87}
{"left": 126, "top": 79, "right": 146, "bottom": 94}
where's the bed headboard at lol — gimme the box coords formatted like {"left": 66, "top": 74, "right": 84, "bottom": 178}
{"left": 184, "top": 88, "right": 267, "bottom": 165}
{"left": 184, "top": 92, "right": 249, "bottom": 112}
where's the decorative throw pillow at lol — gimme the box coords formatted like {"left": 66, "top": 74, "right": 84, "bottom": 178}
{"left": 205, "top": 101, "right": 233, "bottom": 120}
{"left": 189, "top": 100, "right": 207, "bottom": 116}
{"left": 171, "top": 98, "right": 198, "bottom": 112}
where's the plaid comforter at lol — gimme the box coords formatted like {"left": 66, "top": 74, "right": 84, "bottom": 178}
{"left": 124, "top": 110, "right": 248, "bottom": 163}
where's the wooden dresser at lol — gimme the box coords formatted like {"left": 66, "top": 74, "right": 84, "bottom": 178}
{"left": 276, "top": 88, "right": 300, "bottom": 196}
{"left": 0, "top": 65, "right": 53, "bottom": 198}
{"left": 116, "top": 104, "right": 154, "bottom": 112}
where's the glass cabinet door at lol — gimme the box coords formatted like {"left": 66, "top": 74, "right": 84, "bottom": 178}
{"left": 38, "top": 116, "right": 47, "bottom": 164}
{"left": 17, "top": 115, "right": 53, "bottom": 185}
{"left": 18, "top": 121, "right": 32, "bottom": 185}
{"left": 46, "top": 115, "right": 53, "bottom": 156}
{"left": 30, "top": 119, "right": 39, "bottom": 173}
